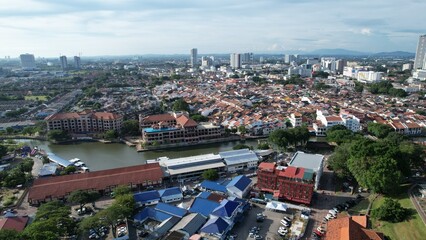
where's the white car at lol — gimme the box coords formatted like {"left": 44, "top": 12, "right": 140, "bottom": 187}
{"left": 278, "top": 227, "right": 288, "bottom": 233}
{"left": 317, "top": 226, "right": 325, "bottom": 233}
{"left": 280, "top": 219, "right": 290, "bottom": 227}
{"left": 283, "top": 216, "right": 292, "bottom": 222}
{"left": 278, "top": 229, "right": 287, "bottom": 236}
{"left": 329, "top": 210, "right": 338, "bottom": 216}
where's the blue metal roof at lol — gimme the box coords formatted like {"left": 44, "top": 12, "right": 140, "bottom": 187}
{"left": 134, "top": 190, "right": 160, "bottom": 204}
{"left": 200, "top": 180, "right": 227, "bottom": 193}
{"left": 189, "top": 197, "right": 220, "bottom": 217}
{"left": 226, "top": 175, "right": 252, "bottom": 191}
{"left": 134, "top": 207, "right": 173, "bottom": 222}
{"left": 197, "top": 191, "right": 211, "bottom": 199}
{"left": 158, "top": 187, "right": 182, "bottom": 197}
{"left": 39, "top": 163, "right": 58, "bottom": 177}
{"left": 46, "top": 153, "right": 73, "bottom": 167}
{"left": 200, "top": 216, "right": 229, "bottom": 234}
{"left": 211, "top": 199, "right": 240, "bottom": 218}
{"left": 155, "top": 202, "right": 187, "bottom": 218}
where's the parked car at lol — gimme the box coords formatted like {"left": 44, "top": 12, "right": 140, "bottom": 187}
{"left": 283, "top": 216, "right": 292, "bottom": 222}
{"left": 280, "top": 219, "right": 290, "bottom": 227}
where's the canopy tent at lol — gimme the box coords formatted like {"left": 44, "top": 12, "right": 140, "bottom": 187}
{"left": 265, "top": 201, "right": 287, "bottom": 212}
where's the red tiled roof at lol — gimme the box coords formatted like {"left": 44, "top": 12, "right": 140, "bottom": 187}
{"left": 28, "top": 163, "right": 163, "bottom": 202}
{"left": 258, "top": 162, "right": 276, "bottom": 172}
{"left": 0, "top": 217, "right": 29, "bottom": 232}
{"left": 325, "top": 116, "right": 343, "bottom": 122}
{"left": 46, "top": 111, "right": 122, "bottom": 121}
{"left": 142, "top": 114, "right": 175, "bottom": 123}
{"left": 176, "top": 115, "right": 198, "bottom": 127}
{"left": 278, "top": 166, "right": 305, "bottom": 179}
{"left": 325, "top": 216, "right": 384, "bottom": 240}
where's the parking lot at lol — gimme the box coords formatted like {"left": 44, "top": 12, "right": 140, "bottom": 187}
{"left": 232, "top": 203, "right": 299, "bottom": 240}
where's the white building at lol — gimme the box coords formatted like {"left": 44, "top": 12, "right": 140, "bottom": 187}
{"left": 190, "top": 48, "right": 198, "bottom": 68}
{"left": 20, "top": 53, "right": 36, "bottom": 70}
{"left": 230, "top": 53, "right": 241, "bottom": 69}
{"left": 285, "top": 54, "right": 297, "bottom": 64}
{"left": 414, "top": 35, "right": 426, "bottom": 69}
{"left": 226, "top": 175, "right": 252, "bottom": 198}
{"left": 321, "top": 57, "right": 336, "bottom": 72}
{"left": 219, "top": 149, "right": 259, "bottom": 173}
{"left": 316, "top": 110, "right": 360, "bottom": 133}
{"left": 413, "top": 69, "right": 426, "bottom": 80}
{"left": 357, "top": 71, "right": 383, "bottom": 83}
{"left": 289, "top": 151, "right": 324, "bottom": 190}
{"left": 340, "top": 113, "right": 361, "bottom": 132}
{"left": 290, "top": 112, "right": 303, "bottom": 127}
{"left": 288, "top": 64, "right": 312, "bottom": 77}
{"left": 402, "top": 63, "right": 413, "bottom": 71}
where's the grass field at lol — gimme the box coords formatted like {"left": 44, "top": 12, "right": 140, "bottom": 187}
{"left": 348, "top": 198, "right": 370, "bottom": 215}
{"left": 371, "top": 185, "right": 426, "bottom": 240}
{"left": 24, "top": 95, "right": 48, "bottom": 101}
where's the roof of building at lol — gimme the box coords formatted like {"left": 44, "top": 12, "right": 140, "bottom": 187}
{"left": 46, "top": 111, "right": 121, "bottom": 121}
{"left": 197, "top": 191, "right": 211, "bottom": 199}
{"left": 200, "top": 180, "right": 227, "bottom": 193}
{"left": 46, "top": 153, "right": 73, "bottom": 167}
{"left": 170, "top": 213, "right": 207, "bottom": 236}
{"left": 155, "top": 202, "right": 187, "bottom": 218}
{"left": 211, "top": 199, "right": 240, "bottom": 218}
{"left": 159, "top": 154, "right": 225, "bottom": 176}
{"left": 200, "top": 216, "right": 229, "bottom": 234}
{"left": 258, "top": 162, "right": 276, "bottom": 172}
{"left": 207, "top": 193, "right": 227, "bottom": 203}
{"left": 134, "top": 207, "right": 173, "bottom": 223}
{"left": 142, "top": 113, "right": 175, "bottom": 123}
{"left": 176, "top": 115, "right": 198, "bottom": 127}
{"left": 219, "top": 149, "right": 259, "bottom": 166}
{"left": 134, "top": 190, "right": 161, "bottom": 204}
{"left": 158, "top": 187, "right": 182, "bottom": 198}
{"left": 289, "top": 151, "right": 324, "bottom": 172}
{"left": 0, "top": 216, "right": 29, "bottom": 232}
{"left": 38, "top": 163, "right": 59, "bottom": 176}
{"left": 164, "top": 231, "right": 186, "bottom": 240}
{"left": 189, "top": 197, "right": 221, "bottom": 217}
{"left": 325, "top": 216, "right": 384, "bottom": 240}
{"left": 28, "top": 163, "right": 163, "bottom": 202}
{"left": 226, "top": 175, "right": 252, "bottom": 192}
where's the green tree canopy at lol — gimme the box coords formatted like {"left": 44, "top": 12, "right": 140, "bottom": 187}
{"left": 0, "top": 229, "right": 21, "bottom": 240}
{"left": 327, "top": 143, "right": 352, "bottom": 179}
{"left": 0, "top": 145, "right": 8, "bottom": 158}
{"left": 257, "top": 142, "right": 270, "bottom": 150}
{"left": 233, "top": 144, "right": 253, "bottom": 150}
{"left": 112, "top": 185, "right": 132, "bottom": 197}
{"left": 104, "top": 129, "right": 118, "bottom": 140}
{"left": 47, "top": 130, "right": 71, "bottom": 142}
{"left": 121, "top": 120, "right": 140, "bottom": 136}
{"left": 367, "top": 122, "right": 393, "bottom": 138}
{"left": 191, "top": 114, "right": 209, "bottom": 122}
{"left": 202, "top": 169, "right": 219, "bottom": 181}
{"left": 372, "top": 198, "right": 409, "bottom": 223}
{"left": 172, "top": 98, "right": 190, "bottom": 112}
{"left": 67, "top": 190, "right": 101, "bottom": 212}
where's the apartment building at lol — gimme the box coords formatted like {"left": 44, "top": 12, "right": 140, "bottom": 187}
{"left": 141, "top": 113, "right": 224, "bottom": 145}
{"left": 45, "top": 110, "right": 123, "bottom": 133}
{"left": 257, "top": 162, "right": 315, "bottom": 205}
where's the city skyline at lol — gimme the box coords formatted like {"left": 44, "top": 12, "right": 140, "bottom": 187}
{"left": 0, "top": 0, "right": 425, "bottom": 57}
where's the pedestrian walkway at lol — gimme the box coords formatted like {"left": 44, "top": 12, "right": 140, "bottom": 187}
{"left": 409, "top": 184, "right": 426, "bottom": 226}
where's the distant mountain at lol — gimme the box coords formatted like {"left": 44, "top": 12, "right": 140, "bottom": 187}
{"left": 307, "top": 48, "right": 370, "bottom": 56}
{"left": 372, "top": 51, "right": 415, "bottom": 57}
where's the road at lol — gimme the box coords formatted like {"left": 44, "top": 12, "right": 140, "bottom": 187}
{"left": 408, "top": 184, "right": 426, "bottom": 226}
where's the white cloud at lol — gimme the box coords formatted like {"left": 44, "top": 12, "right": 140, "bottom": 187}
{"left": 361, "top": 28, "right": 372, "bottom": 35}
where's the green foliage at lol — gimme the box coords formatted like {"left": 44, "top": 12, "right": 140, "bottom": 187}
{"left": 23, "top": 201, "right": 76, "bottom": 240}
{"left": 5, "top": 108, "right": 28, "bottom": 118}
{"left": 314, "top": 82, "right": 331, "bottom": 90}
{"left": 328, "top": 143, "right": 352, "bottom": 179}
{"left": 238, "top": 125, "right": 247, "bottom": 135}
{"left": 104, "top": 129, "right": 118, "bottom": 140}
{"left": 367, "top": 122, "right": 393, "bottom": 138}
{"left": 326, "top": 126, "right": 358, "bottom": 145}
{"left": 372, "top": 198, "right": 409, "bottom": 223}
{"left": 114, "top": 194, "right": 135, "bottom": 217}
{"left": 172, "top": 98, "right": 190, "bottom": 112}
{"left": 268, "top": 126, "right": 310, "bottom": 150}
{"left": 312, "top": 71, "right": 329, "bottom": 78}
{"left": 191, "top": 114, "right": 209, "bottom": 122}
{"left": 233, "top": 144, "right": 252, "bottom": 150}
{"left": 0, "top": 145, "right": 7, "bottom": 158}
{"left": 354, "top": 82, "right": 364, "bottom": 92}
{"left": 121, "top": 120, "right": 140, "bottom": 136}
{"left": 19, "top": 159, "right": 34, "bottom": 172}
{"left": 67, "top": 190, "right": 101, "bottom": 211}
{"left": 47, "top": 130, "right": 71, "bottom": 142}
{"left": 202, "top": 169, "right": 219, "bottom": 181}
{"left": 2, "top": 168, "right": 27, "bottom": 188}
{"left": 112, "top": 185, "right": 132, "bottom": 197}
{"left": 96, "top": 204, "right": 129, "bottom": 238}
{"left": 257, "top": 142, "right": 270, "bottom": 150}
{"left": 62, "top": 166, "right": 77, "bottom": 175}
{"left": 0, "top": 229, "right": 21, "bottom": 240}
{"left": 369, "top": 81, "right": 407, "bottom": 97}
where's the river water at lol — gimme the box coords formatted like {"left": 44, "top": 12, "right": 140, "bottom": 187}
{"left": 19, "top": 139, "right": 259, "bottom": 171}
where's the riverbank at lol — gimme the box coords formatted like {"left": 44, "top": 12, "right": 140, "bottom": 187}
{"left": 137, "top": 136, "right": 243, "bottom": 152}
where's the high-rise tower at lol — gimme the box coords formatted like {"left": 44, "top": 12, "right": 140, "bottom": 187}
{"left": 190, "top": 48, "right": 198, "bottom": 68}
{"left": 414, "top": 35, "right": 426, "bottom": 69}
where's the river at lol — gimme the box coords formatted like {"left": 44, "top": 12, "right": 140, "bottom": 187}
{"left": 19, "top": 139, "right": 260, "bottom": 171}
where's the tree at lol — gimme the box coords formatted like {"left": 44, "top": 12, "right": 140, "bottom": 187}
{"left": 104, "top": 129, "right": 118, "bottom": 140}
{"left": 114, "top": 194, "right": 135, "bottom": 217}
{"left": 23, "top": 201, "right": 76, "bottom": 240}
{"left": 20, "top": 159, "right": 34, "bottom": 172}
{"left": 238, "top": 125, "right": 247, "bottom": 135}
{"left": 67, "top": 190, "right": 101, "bottom": 212}
{"left": 202, "top": 169, "right": 219, "bottom": 181}
{"left": 191, "top": 114, "right": 209, "bottom": 122}
{"left": 3, "top": 168, "right": 27, "bottom": 188}
{"left": 47, "top": 130, "right": 71, "bottom": 142}
{"left": 326, "top": 128, "right": 355, "bottom": 145}
{"left": 121, "top": 120, "right": 140, "bottom": 136}
{"left": 112, "top": 185, "right": 132, "bottom": 197}
{"left": 0, "top": 229, "right": 21, "bottom": 240}
{"left": 328, "top": 143, "right": 352, "bottom": 179}
{"left": 97, "top": 204, "right": 129, "bottom": 238}
{"left": 233, "top": 144, "right": 252, "bottom": 150}
{"left": 367, "top": 122, "right": 393, "bottom": 138}
{"left": 257, "top": 142, "right": 270, "bottom": 150}
{"left": 172, "top": 98, "right": 190, "bottom": 112}
{"left": 79, "top": 215, "right": 104, "bottom": 237}
{"left": 0, "top": 145, "right": 8, "bottom": 158}
{"left": 372, "top": 198, "right": 409, "bottom": 223}
{"left": 354, "top": 82, "right": 364, "bottom": 93}
{"left": 268, "top": 129, "right": 289, "bottom": 150}
{"left": 62, "top": 165, "right": 77, "bottom": 175}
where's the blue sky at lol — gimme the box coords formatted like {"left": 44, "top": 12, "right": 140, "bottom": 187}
{"left": 0, "top": 0, "right": 425, "bottom": 57}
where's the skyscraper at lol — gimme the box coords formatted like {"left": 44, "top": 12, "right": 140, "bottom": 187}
{"left": 230, "top": 53, "right": 241, "bottom": 69}
{"left": 74, "top": 56, "right": 81, "bottom": 69}
{"left": 190, "top": 48, "right": 198, "bottom": 68}
{"left": 414, "top": 35, "right": 426, "bottom": 69}
{"left": 20, "top": 53, "right": 36, "bottom": 70}
{"left": 60, "top": 55, "right": 68, "bottom": 70}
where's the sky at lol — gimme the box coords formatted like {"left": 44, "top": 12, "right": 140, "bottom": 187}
{"left": 0, "top": 0, "right": 425, "bottom": 57}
